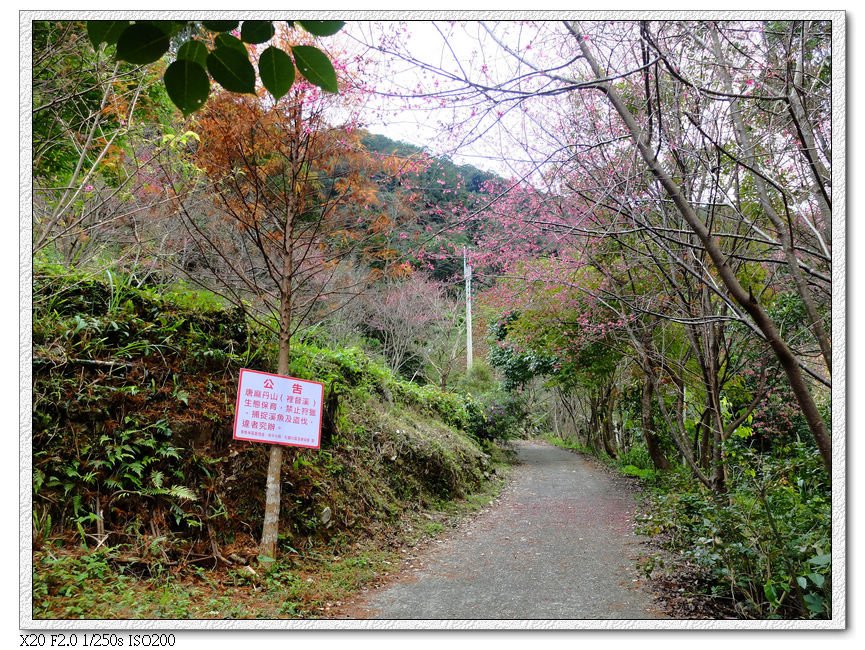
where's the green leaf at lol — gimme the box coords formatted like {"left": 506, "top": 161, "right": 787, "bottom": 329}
{"left": 808, "top": 572, "right": 826, "bottom": 588}
{"left": 797, "top": 575, "right": 808, "bottom": 589}
{"left": 164, "top": 59, "right": 210, "bottom": 116}
{"left": 176, "top": 39, "right": 209, "bottom": 68}
{"left": 297, "top": 20, "right": 345, "bottom": 37}
{"left": 258, "top": 46, "right": 295, "bottom": 101}
{"left": 202, "top": 21, "right": 239, "bottom": 33}
{"left": 150, "top": 21, "right": 182, "bottom": 36}
{"left": 292, "top": 45, "right": 338, "bottom": 93}
{"left": 763, "top": 582, "right": 778, "bottom": 604}
{"left": 87, "top": 21, "right": 130, "bottom": 47}
{"left": 240, "top": 20, "right": 275, "bottom": 44}
{"left": 115, "top": 22, "right": 171, "bottom": 65}
{"left": 207, "top": 47, "right": 256, "bottom": 94}
{"left": 803, "top": 593, "right": 824, "bottom": 615}
{"left": 168, "top": 485, "right": 198, "bottom": 501}
{"left": 215, "top": 33, "right": 248, "bottom": 53}
{"left": 733, "top": 424, "right": 753, "bottom": 439}
{"left": 808, "top": 553, "right": 831, "bottom": 567}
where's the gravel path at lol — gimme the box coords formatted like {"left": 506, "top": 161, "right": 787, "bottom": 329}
{"left": 338, "top": 439, "right": 665, "bottom": 620}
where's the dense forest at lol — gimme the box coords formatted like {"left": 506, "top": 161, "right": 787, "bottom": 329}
{"left": 28, "top": 19, "right": 835, "bottom": 621}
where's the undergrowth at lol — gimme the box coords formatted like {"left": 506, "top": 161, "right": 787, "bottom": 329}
{"left": 635, "top": 439, "right": 831, "bottom": 620}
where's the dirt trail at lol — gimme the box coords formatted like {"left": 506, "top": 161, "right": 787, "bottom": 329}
{"left": 335, "top": 439, "right": 665, "bottom": 620}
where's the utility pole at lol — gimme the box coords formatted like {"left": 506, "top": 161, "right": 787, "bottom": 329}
{"left": 464, "top": 246, "right": 473, "bottom": 371}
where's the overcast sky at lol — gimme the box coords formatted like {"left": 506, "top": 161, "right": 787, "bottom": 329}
{"left": 335, "top": 19, "right": 575, "bottom": 180}
{"left": 341, "top": 21, "right": 510, "bottom": 173}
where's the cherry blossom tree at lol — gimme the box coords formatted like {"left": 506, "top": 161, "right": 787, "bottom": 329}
{"left": 360, "top": 19, "right": 834, "bottom": 475}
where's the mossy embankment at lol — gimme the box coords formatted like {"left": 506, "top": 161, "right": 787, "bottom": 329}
{"left": 31, "top": 264, "right": 512, "bottom": 618}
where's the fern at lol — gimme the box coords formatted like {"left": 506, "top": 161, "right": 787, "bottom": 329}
{"left": 166, "top": 485, "right": 198, "bottom": 501}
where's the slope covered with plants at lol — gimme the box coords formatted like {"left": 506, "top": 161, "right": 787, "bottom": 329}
{"left": 31, "top": 262, "right": 506, "bottom": 618}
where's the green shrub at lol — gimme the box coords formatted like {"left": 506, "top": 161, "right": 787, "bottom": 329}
{"left": 616, "top": 442, "right": 654, "bottom": 472}
{"left": 639, "top": 441, "right": 831, "bottom": 619}
{"left": 620, "top": 464, "right": 655, "bottom": 481}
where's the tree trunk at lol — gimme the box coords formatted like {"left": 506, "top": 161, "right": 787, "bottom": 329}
{"left": 557, "top": 388, "right": 582, "bottom": 442}
{"left": 260, "top": 196, "right": 295, "bottom": 561}
{"left": 689, "top": 319, "right": 727, "bottom": 494}
{"left": 601, "top": 384, "right": 618, "bottom": 459}
{"left": 601, "top": 416, "right": 617, "bottom": 458}
{"left": 260, "top": 282, "right": 291, "bottom": 560}
{"left": 652, "top": 357, "right": 715, "bottom": 490}
{"left": 699, "top": 410, "right": 711, "bottom": 470}
{"left": 588, "top": 393, "right": 600, "bottom": 452}
{"left": 641, "top": 374, "right": 671, "bottom": 470}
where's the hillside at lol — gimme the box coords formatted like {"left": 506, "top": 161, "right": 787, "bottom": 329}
{"left": 31, "top": 264, "right": 510, "bottom": 618}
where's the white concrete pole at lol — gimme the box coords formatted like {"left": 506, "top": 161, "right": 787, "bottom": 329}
{"left": 464, "top": 247, "right": 473, "bottom": 371}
